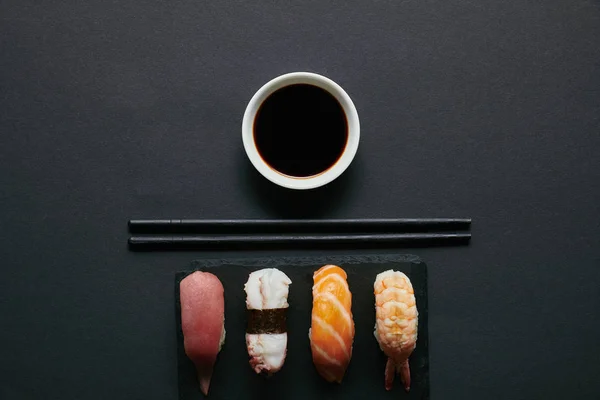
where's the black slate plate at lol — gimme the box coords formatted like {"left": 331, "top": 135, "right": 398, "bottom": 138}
{"left": 175, "top": 255, "right": 429, "bottom": 400}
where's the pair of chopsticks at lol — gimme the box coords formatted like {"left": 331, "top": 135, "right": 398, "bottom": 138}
{"left": 128, "top": 218, "right": 471, "bottom": 250}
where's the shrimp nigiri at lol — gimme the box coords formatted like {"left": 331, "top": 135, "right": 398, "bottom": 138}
{"left": 180, "top": 271, "right": 226, "bottom": 396}
{"left": 309, "top": 265, "right": 355, "bottom": 383}
{"left": 374, "top": 270, "right": 418, "bottom": 392}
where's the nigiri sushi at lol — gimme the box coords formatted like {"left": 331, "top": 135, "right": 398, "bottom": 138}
{"left": 374, "top": 270, "right": 418, "bottom": 392}
{"left": 180, "top": 271, "right": 226, "bottom": 396}
{"left": 309, "top": 265, "right": 355, "bottom": 383}
{"left": 244, "top": 268, "right": 292, "bottom": 375}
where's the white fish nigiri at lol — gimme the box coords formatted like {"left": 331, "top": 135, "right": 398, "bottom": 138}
{"left": 244, "top": 268, "right": 292, "bottom": 375}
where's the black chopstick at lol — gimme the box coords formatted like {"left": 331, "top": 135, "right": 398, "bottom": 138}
{"left": 128, "top": 218, "right": 471, "bottom": 234}
{"left": 128, "top": 232, "right": 471, "bottom": 251}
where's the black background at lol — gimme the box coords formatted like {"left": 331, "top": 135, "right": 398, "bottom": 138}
{"left": 1, "top": 1, "right": 599, "bottom": 399}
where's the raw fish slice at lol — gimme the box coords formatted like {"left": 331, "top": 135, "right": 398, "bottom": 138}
{"left": 374, "top": 270, "right": 418, "bottom": 392}
{"left": 244, "top": 268, "right": 291, "bottom": 374}
{"left": 309, "top": 265, "right": 355, "bottom": 383}
{"left": 180, "top": 271, "right": 226, "bottom": 396}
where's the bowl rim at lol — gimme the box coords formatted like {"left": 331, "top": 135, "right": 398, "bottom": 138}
{"left": 242, "top": 72, "right": 360, "bottom": 190}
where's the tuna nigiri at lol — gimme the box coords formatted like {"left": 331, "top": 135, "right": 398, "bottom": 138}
{"left": 374, "top": 270, "right": 418, "bottom": 392}
{"left": 309, "top": 265, "right": 355, "bottom": 383}
{"left": 180, "top": 271, "right": 226, "bottom": 396}
{"left": 244, "top": 268, "right": 292, "bottom": 375}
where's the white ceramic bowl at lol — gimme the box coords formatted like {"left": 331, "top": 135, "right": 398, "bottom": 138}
{"left": 242, "top": 72, "right": 360, "bottom": 190}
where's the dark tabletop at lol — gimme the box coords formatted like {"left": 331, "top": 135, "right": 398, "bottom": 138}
{"left": 1, "top": 1, "right": 599, "bottom": 399}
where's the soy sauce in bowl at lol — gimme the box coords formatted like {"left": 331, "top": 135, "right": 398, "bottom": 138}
{"left": 253, "top": 84, "right": 348, "bottom": 178}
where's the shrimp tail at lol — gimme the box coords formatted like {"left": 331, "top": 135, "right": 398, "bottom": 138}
{"left": 399, "top": 359, "right": 411, "bottom": 392}
{"left": 384, "top": 358, "right": 395, "bottom": 391}
{"left": 385, "top": 358, "right": 411, "bottom": 392}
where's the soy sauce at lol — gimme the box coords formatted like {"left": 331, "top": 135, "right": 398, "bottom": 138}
{"left": 253, "top": 84, "right": 348, "bottom": 178}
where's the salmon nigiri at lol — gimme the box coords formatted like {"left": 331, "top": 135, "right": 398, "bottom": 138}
{"left": 180, "top": 271, "right": 226, "bottom": 396}
{"left": 374, "top": 270, "right": 418, "bottom": 392}
{"left": 309, "top": 265, "right": 355, "bottom": 383}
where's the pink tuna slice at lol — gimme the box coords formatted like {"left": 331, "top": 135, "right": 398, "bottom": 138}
{"left": 180, "top": 271, "right": 225, "bottom": 396}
